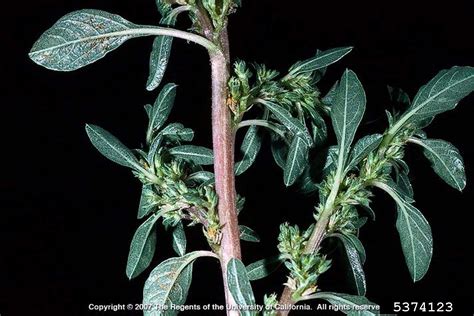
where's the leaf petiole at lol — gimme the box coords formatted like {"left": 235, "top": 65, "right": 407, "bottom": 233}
{"left": 237, "top": 119, "right": 287, "bottom": 140}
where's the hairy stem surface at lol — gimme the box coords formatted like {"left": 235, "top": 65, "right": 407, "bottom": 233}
{"left": 209, "top": 37, "right": 241, "bottom": 314}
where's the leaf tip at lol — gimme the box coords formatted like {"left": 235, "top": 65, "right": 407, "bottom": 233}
{"left": 456, "top": 184, "right": 466, "bottom": 192}
{"left": 126, "top": 269, "right": 133, "bottom": 280}
{"left": 145, "top": 84, "right": 155, "bottom": 92}
{"left": 27, "top": 50, "right": 35, "bottom": 60}
{"left": 412, "top": 272, "right": 424, "bottom": 283}
{"left": 167, "top": 82, "right": 178, "bottom": 89}
{"left": 85, "top": 123, "right": 97, "bottom": 135}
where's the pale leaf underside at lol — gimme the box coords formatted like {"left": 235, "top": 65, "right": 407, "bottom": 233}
{"left": 413, "top": 138, "right": 466, "bottom": 191}
{"left": 29, "top": 10, "right": 138, "bottom": 71}
{"left": 395, "top": 66, "right": 474, "bottom": 130}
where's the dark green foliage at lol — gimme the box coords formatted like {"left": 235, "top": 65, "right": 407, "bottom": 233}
{"left": 29, "top": 1, "right": 473, "bottom": 312}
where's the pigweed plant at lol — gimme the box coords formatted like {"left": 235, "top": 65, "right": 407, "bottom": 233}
{"left": 29, "top": 1, "right": 473, "bottom": 315}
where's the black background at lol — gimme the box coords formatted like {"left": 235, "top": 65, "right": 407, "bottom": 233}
{"left": 2, "top": 0, "right": 474, "bottom": 315}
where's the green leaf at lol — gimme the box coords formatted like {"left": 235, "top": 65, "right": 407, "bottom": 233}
{"left": 331, "top": 69, "right": 366, "bottom": 166}
{"left": 395, "top": 169, "right": 414, "bottom": 199}
{"left": 296, "top": 167, "right": 319, "bottom": 195}
{"left": 156, "top": 0, "right": 172, "bottom": 15}
{"left": 395, "top": 66, "right": 474, "bottom": 130}
{"left": 322, "top": 145, "right": 339, "bottom": 176}
{"left": 346, "top": 134, "right": 383, "bottom": 171}
{"left": 334, "top": 234, "right": 366, "bottom": 296}
{"left": 135, "top": 149, "right": 148, "bottom": 161}
{"left": 29, "top": 10, "right": 141, "bottom": 71}
{"left": 387, "top": 85, "right": 411, "bottom": 106}
{"left": 170, "top": 222, "right": 186, "bottom": 256}
{"left": 147, "top": 83, "right": 178, "bottom": 143}
{"left": 271, "top": 138, "right": 288, "bottom": 170}
{"left": 353, "top": 217, "right": 368, "bottom": 230}
{"left": 284, "top": 136, "right": 309, "bottom": 186}
{"left": 138, "top": 185, "right": 157, "bottom": 219}
{"left": 289, "top": 47, "right": 353, "bottom": 76}
{"left": 146, "top": 13, "right": 177, "bottom": 91}
{"left": 126, "top": 214, "right": 160, "bottom": 279}
{"left": 385, "top": 110, "right": 394, "bottom": 126}
{"left": 186, "top": 171, "right": 215, "bottom": 184}
{"left": 359, "top": 201, "right": 376, "bottom": 221}
{"left": 311, "top": 49, "right": 328, "bottom": 84}
{"left": 169, "top": 145, "right": 214, "bottom": 165}
{"left": 322, "top": 81, "right": 339, "bottom": 105}
{"left": 260, "top": 100, "right": 313, "bottom": 146}
{"left": 397, "top": 200, "right": 433, "bottom": 282}
{"left": 143, "top": 251, "right": 215, "bottom": 315}
{"left": 311, "top": 121, "right": 327, "bottom": 147}
{"left": 237, "top": 196, "right": 246, "bottom": 215}
{"left": 378, "top": 182, "right": 433, "bottom": 281}
{"left": 227, "top": 258, "right": 256, "bottom": 316}
{"left": 160, "top": 123, "right": 194, "bottom": 142}
{"left": 411, "top": 138, "right": 466, "bottom": 191}
{"left": 145, "top": 104, "right": 153, "bottom": 118}
{"left": 306, "top": 106, "right": 327, "bottom": 146}
{"left": 85, "top": 124, "right": 143, "bottom": 171}
{"left": 393, "top": 158, "right": 409, "bottom": 175}
{"left": 344, "top": 234, "right": 367, "bottom": 264}
{"left": 239, "top": 225, "right": 261, "bottom": 242}
{"left": 414, "top": 130, "right": 428, "bottom": 139}
{"left": 235, "top": 125, "right": 263, "bottom": 175}
{"left": 147, "top": 135, "right": 163, "bottom": 164}
{"left": 246, "top": 255, "right": 284, "bottom": 281}
{"left": 305, "top": 292, "right": 379, "bottom": 315}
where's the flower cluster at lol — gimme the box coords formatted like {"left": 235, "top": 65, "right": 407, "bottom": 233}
{"left": 228, "top": 61, "right": 326, "bottom": 125}
{"left": 278, "top": 223, "right": 331, "bottom": 300}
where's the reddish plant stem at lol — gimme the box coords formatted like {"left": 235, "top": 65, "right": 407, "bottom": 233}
{"left": 277, "top": 288, "right": 295, "bottom": 316}
{"left": 196, "top": 4, "right": 214, "bottom": 40}
{"left": 209, "top": 36, "right": 241, "bottom": 314}
{"left": 195, "top": 5, "right": 240, "bottom": 312}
